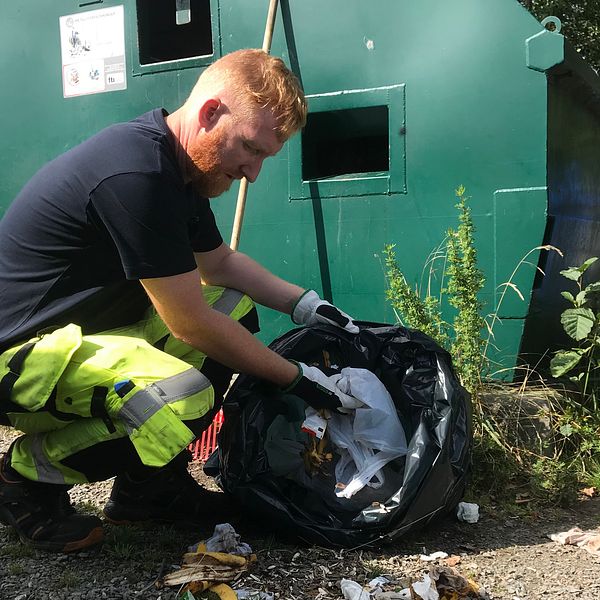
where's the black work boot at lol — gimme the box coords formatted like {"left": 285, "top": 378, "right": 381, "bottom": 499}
{"left": 103, "top": 450, "right": 234, "bottom": 526}
{"left": 0, "top": 454, "right": 104, "bottom": 552}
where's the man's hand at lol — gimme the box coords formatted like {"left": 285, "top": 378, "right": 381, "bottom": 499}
{"left": 292, "top": 290, "right": 359, "bottom": 334}
{"left": 283, "top": 361, "right": 363, "bottom": 413}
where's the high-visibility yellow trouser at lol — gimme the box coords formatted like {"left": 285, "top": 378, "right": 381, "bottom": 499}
{"left": 0, "top": 286, "right": 254, "bottom": 485}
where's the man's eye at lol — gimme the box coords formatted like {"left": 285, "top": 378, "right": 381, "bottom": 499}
{"left": 244, "top": 142, "right": 259, "bottom": 155}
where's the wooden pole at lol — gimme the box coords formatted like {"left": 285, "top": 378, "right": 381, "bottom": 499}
{"left": 261, "top": 0, "right": 279, "bottom": 52}
{"left": 229, "top": 0, "right": 279, "bottom": 251}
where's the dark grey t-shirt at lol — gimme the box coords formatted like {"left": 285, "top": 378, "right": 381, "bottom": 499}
{"left": 0, "top": 109, "right": 223, "bottom": 349}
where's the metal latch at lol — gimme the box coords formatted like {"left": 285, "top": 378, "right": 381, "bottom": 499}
{"left": 176, "top": 0, "right": 191, "bottom": 26}
{"left": 525, "top": 16, "right": 564, "bottom": 73}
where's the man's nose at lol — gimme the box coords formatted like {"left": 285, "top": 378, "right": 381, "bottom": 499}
{"left": 242, "top": 157, "right": 264, "bottom": 183}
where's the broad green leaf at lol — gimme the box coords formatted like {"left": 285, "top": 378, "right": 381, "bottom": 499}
{"left": 560, "top": 258, "right": 599, "bottom": 282}
{"left": 576, "top": 290, "right": 588, "bottom": 306}
{"left": 551, "top": 350, "right": 584, "bottom": 377}
{"left": 560, "top": 267, "right": 583, "bottom": 281}
{"left": 579, "top": 257, "right": 598, "bottom": 272}
{"left": 585, "top": 282, "right": 600, "bottom": 294}
{"left": 561, "top": 291, "right": 575, "bottom": 303}
{"left": 561, "top": 307, "right": 596, "bottom": 341}
{"left": 560, "top": 423, "right": 574, "bottom": 437}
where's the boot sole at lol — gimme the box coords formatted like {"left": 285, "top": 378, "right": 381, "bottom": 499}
{"left": 37, "top": 526, "right": 105, "bottom": 553}
{"left": 13, "top": 524, "right": 104, "bottom": 553}
{"left": 0, "top": 508, "right": 104, "bottom": 553}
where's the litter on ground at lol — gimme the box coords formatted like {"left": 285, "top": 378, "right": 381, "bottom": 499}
{"left": 161, "top": 523, "right": 256, "bottom": 599}
{"left": 457, "top": 502, "right": 480, "bottom": 523}
{"left": 420, "top": 551, "right": 449, "bottom": 562}
{"left": 549, "top": 526, "right": 600, "bottom": 557}
{"left": 338, "top": 567, "right": 489, "bottom": 599}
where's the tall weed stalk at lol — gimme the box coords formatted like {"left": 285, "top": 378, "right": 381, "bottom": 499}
{"left": 445, "top": 186, "right": 485, "bottom": 393}
{"left": 383, "top": 185, "right": 484, "bottom": 394}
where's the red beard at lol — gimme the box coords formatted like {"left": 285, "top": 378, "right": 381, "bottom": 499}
{"left": 187, "top": 128, "right": 233, "bottom": 198}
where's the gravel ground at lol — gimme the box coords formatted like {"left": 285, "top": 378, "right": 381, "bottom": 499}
{"left": 2, "top": 426, "right": 600, "bottom": 600}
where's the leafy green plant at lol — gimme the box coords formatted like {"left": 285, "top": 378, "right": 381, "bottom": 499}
{"left": 445, "top": 186, "right": 485, "bottom": 393}
{"left": 383, "top": 243, "right": 450, "bottom": 349}
{"left": 383, "top": 185, "right": 485, "bottom": 393}
{"left": 382, "top": 188, "right": 599, "bottom": 507}
{"left": 383, "top": 190, "right": 600, "bottom": 508}
{"left": 550, "top": 257, "right": 600, "bottom": 403}
{"left": 530, "top": 455, "right": 579, "bottom": 506}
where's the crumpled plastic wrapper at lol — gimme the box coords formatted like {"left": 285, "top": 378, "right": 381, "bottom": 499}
{"left": 188, "top": 522, "right": 253, "bottom": 556}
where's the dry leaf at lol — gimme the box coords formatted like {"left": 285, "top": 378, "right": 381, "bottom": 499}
{"left": 445, "top": 555, "right": 462, "bottom": 567}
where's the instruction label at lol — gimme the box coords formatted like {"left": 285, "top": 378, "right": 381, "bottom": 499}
{"left": 59, "top": 5, "right": 127, "bottom": 98}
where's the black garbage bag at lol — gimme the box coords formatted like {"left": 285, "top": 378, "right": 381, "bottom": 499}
{"left": 206, "top": 322, "right": 472, "bottom": 548}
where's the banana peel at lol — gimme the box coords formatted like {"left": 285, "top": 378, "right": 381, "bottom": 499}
{"left": 183, "top": 580, "right": 212, "bottom": 594}
{"left": 302, "top": 428, "right": 333, "bottom": 476}
{"left": 183, "top": 550, "right": 251, "bottom": 567}
{"left": 204, "top": 583, "right": 238, "bottom": 599}
{"left": 163, "top": 550, "right": 255, "bottom": 587}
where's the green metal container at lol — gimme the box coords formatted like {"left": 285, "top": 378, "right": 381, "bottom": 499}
{"left": 1, "top": 0, "right": 598, "bottom": 374}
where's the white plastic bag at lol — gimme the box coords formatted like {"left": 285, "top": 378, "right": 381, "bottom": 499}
{"left": 341, "top": 578, "right": 372, "bottom": 600}
{"left": 325, "top": 368, "right": 408, "bottom": 498}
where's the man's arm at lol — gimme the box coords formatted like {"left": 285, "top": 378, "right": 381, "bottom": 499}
{"left": 195, "top": 243, "right": 304, "bottom": 315}
{"left": 195, "top": 244, "right": 359, "bottom": 333}
{"left": 140, "top": 269, "right": 298, "bottom": 387}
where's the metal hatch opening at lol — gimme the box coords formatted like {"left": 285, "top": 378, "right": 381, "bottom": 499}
{"left": 136, "top": 0, "right": 213, "bottom": 65}
{"left": 301, "top": 105, "right": 389, "bottom": 181}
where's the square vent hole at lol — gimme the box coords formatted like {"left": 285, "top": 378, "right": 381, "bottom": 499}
{"left": 301, "top": 105, "right": 389, "bottom": 180}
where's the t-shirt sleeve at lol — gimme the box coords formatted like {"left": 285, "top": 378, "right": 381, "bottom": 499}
{"left": 188, "top": 193, "right": 223, "bottom": 253}
{"left": 89, "top": 172, "right": 201, "bottom": 279}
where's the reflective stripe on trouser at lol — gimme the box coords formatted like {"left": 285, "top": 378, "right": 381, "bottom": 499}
{"left": 3, "top": 286, "right": 255, "bottom": 484}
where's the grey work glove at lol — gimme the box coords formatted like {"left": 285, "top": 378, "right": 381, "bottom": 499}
{"left": 292, "top": 290, "right": 359, "bottom": 334}
{"left": 283, "top": 361, "right": 364, "bottom": 414}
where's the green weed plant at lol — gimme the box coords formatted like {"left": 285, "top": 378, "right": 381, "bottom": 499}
{"left": 383, "top": 185, "right": 485, "bottom": 394}
{"left": 546, "top": 257, "right": 600, "bottom": 497}
{"left": 550, "top": 257, "right": 600, "bottom": 403}
{"left": 383, "top": 188, "right": 600, "bottom": 507}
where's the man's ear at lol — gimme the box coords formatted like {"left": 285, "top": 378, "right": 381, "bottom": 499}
{"left": 198, "top": 98, "right": 221, "bottom": 130}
